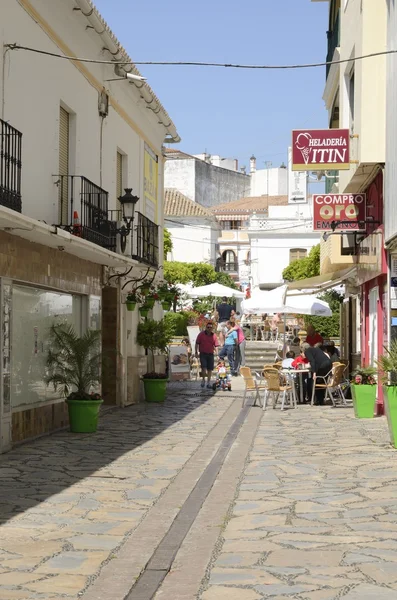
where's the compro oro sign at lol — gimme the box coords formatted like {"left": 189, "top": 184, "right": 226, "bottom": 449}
{"left": 313, "top": 194, "right": 367, "bottom": 231}
{"left": 292, "top": 129, "right": 350, "bottom": 171}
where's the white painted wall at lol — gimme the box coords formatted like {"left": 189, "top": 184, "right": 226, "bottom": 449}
{"left": 0, "top": 0, "right": 167, "bottom": 227}
{"left": 385, "top": 0, "right": 397, "bottom": 243}
{"left": 165, "top": 218, "right": 219, "bottom": 265}
{"left": 250, "top": 167, "right": 288, "bottom": 197}
{"left": 164, "top": 160, "right": 196, "bottom": 202}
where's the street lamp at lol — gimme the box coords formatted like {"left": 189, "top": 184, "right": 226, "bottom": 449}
{"left": 117, "top": 188, "right": 140, "bottom": 253}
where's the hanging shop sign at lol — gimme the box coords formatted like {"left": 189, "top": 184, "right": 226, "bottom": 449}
{"left": 292, "top": 129, "right": 350, "bottom": 171}
{"left": 312, "top": 193, "right": 366, "bottom": 231}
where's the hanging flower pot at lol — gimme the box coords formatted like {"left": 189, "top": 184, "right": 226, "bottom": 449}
{"left": 141, "top": 284, "right": 151, "bottom": 295}
{"left": 145, "top": 297, "right": 155, "bottom": 309}
{"left": 162, "top": 301, "right": 172, "bottom": 311}
{"left": 139, "top": 306, "right": 150, "bottom": 318}
{"left": 126, "top": 302, "right": 136, "bottom": 312}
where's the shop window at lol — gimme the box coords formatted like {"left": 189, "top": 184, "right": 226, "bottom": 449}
{"left": 289, "top": 248, "right": 307, "bottom": 263}
{"left": 11, "top": 286, "right": 84, "bottom": 410}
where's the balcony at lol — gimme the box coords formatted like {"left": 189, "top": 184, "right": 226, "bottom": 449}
{"left": 326, "top": 10, "right": 340, "bottom": 78}
{"left": 132, "top": 212, "right": 159, "bottom": 268}
{"left": 55, "top": 175, "right": 117, "bottom": 252}
{"left": 0, "top": 119, "right": 22, "bottom": 212}
{"left": 216, "top": 261, "right": 238, "bottom": 273}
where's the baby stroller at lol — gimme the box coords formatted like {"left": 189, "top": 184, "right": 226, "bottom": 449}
{"left": 212, "top": 360, "right": 232, "bottom": 391}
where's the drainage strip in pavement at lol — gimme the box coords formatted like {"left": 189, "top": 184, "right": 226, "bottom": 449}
{"left": 125, "top": 399, "right": 254, "bottom": 600}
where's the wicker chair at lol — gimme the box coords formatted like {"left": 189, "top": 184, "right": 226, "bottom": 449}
{"left": 262, "top": 368, "right": 295, "bottom": 411}
{"left": 311, "top": 363, "right": 347, "bottom": 406}
{"left": 240, "top": 366, "right": 267, "bottom": 408}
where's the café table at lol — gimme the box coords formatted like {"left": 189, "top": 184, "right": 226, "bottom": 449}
{"left": 281, "top": 368, "right": 311, "bottom": 405}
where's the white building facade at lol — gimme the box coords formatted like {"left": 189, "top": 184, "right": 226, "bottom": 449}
{"left": 0, "top": 0, "right": 179, "bottom": 450}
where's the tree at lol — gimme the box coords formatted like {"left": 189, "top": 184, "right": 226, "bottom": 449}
{"left": 163, "top": 228, "right": 173, "bottom": 256}
{"left": 215, "top": 271, "right": 238, "bottom": 289}
{"left": 281, "top": 245, "right": 341, "bottom": 337}
{"left": 163, "top": 261, "right": 237, "bottom": 289}
{"left": 189, "top": 263, "right": 216, "bottom": 286}
{"left": 282, "top": 245, "right": 320, "bottom": 282}
{"left": 163, "top": 261, "right": 192, "bottom": 284}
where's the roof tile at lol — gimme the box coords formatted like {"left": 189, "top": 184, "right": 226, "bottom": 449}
{"left": 212, "top": 195, "right": 289, "bottom": 214}
{"left": 165, "top": 189, "right": 215, "bottom": 218}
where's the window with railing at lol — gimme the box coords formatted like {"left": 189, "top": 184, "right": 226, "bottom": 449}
{"left": 326, "top": 8, "right": 340, "bottom": 78}
{"left": 0, "top": 118, "right": 22, "bottom": 212}
{"left": 54, "top": 175, "right": 116, "bottom": 252}
{"left": 217, "top": 250, "right": 238, "bottom": 272}
{"left": 132, "top": 212, "right": 159, "bottom": 267}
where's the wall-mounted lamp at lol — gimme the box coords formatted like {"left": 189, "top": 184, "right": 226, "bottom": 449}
{"left": 115, "top": 188, "right": 140, "bottom": 253}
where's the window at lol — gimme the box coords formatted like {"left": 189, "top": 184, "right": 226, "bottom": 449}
{"left": 348, "top": 69, "right": 355, "bottom": 129}
{"left": 221, "top": 250, "right": 237, "bottom": 271}
{"left": 289, "top": 248, "right": 307, "bottom": 263}
{"left": 224, "top": 220, "right": 242, "bottom": 230}
{"left": 116, "top": 151, "right": 123, "bottom": 212}
{"left": 58, "top": 106, "right": 70, "bottom": 224}
{"left": 340, "top": 234, "right": 358, "bottom": 256}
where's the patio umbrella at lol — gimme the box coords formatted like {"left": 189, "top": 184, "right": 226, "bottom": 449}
{"left": 240, "top": 285, "right": 289, "bottom": 314}
{"left": 187, "top": 282, "right": 245, "bottom": 299}
{"left": 285, "top": 295, "right": 332, "bottom": 316}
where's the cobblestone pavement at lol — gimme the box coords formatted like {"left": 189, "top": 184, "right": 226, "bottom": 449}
{"left": 199, "top": 406, "right": 397, "bottom": 600}
{"left": 0, "top": 386, "right": 235, "bottom": 600}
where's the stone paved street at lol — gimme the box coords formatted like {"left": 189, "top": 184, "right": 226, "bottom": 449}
{"left": 2, "top": 384, "right": 397, "bottom": 600}
{"left": 0, "top": 386, "right": 236, "bottom": 600}
{"left": 199, "top": 406, "right": 397, "bottom": 600}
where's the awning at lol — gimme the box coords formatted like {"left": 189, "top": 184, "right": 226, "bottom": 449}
{"left": 287, "top": 267, "right": 357, "bottom": 293}
{"left": 215, "top": 214, "right": 249, "bottom": 221}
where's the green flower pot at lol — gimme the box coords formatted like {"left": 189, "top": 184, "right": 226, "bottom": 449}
{"left": 66, "top": 398, "right": 103, "bottom": 433}
{"left": 126, "top": 302, "right": 136, "bottom": 312}
{"left": 143, "top": 378, "right": 168, "bottom": 403}
{"left": 351, "top": 384, "right": 376, "bottom": 419}
{"left": 141, "top": 286, "right": 150, "bottom": 295}
{"left": 139, "top": 307, "right": 150, "bottom": 318}
{"left": 161, "top": 301, "right": 172, "bottom": 311}
{"left": 383, "top": 386, "right": 397, "bottom": 448}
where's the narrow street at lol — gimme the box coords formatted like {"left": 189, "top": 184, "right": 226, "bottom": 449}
{"left": 1, "top": 384, "right": 397, "bottom": 600}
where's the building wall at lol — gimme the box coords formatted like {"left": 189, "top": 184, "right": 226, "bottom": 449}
{"left": 320, "top": 235, "right": 358, "bottom": 274}
{"left": 194, "top": 160, "right": 250, "bottom": 208}
{"left": 165, "top": 218, "right": 219, "bottom": 265}
{"left": 0, "top": 0, "right": 165, "bottom": 226}
{"left": 164, "top": 160, "right": 197, "bottom": 202}
{"left": 385, "top": 0, "right": 397, "bottom": 243}
{"left": 250, "top": 168, "right": 288, "bottom": 197}
{"left": 337, "top": 0, "right": 387, "bottom": 192}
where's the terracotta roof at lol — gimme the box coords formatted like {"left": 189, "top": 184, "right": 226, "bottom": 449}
{"left": 165, "top": 189, "right": 215, "bottom": 218}
{"left": 163, "top": 148, "right": 195, "bottom": 160}
{"left": 212, "top": 195, "right": 289, "bottom": 214}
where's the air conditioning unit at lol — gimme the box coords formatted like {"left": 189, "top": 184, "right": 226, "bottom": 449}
{"left": 115, "top": 222, "right": 132, "bottom": 256}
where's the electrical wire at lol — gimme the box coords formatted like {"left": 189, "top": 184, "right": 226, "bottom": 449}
{"left": 5, "top": 44, "right": 395, "bottom": 71}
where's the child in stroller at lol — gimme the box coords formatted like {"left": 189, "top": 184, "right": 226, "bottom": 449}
{"left": 213, "top": 359, "right": 232, "bottom": 391}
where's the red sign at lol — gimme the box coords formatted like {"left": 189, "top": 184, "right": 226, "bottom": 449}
{"left": 292, "top": 129, "right": 350, "bottom": 171}
{"left": 313, "top": 194, "right": 367, "bottom": 231}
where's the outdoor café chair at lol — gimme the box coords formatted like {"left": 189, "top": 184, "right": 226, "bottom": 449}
{"left": 240, "top": 366, "right": 267, "bottom": 408}
{"left": 261, "top": 368, "right": 295, "bottom": 411}
{"left": 311, "top": 363, "right": 347, "bottom": 407}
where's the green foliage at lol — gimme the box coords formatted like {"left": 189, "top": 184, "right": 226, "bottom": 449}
{"left": 136, "top": 318, "right": 174, "bottom": 354}
{"left": 376, "top": 340, "right": 397, "bottom": 385}
{"left": 45, "top": 324, "right": 102, "bottom": 400}
{"left": 282, "top": 245, "right": 320, "bottom": 282}
{"left": 163, "top": 228, "right": 173, "bottom": 256}
{"left": 163, "top": 260, "right": 238, "bottom": 290}
{"left": 163, "top": 261, "right": 192, "bottom": 284}
{"left": 351, "top": 366, "right": 377, "bottom": 385}
{"left": 164, "top": 311, "right": 194, "bottom": 336}
{"left": 304, "top": 290, "right": 343, "bottom": 338}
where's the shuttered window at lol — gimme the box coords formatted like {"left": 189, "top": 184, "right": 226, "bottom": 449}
{"left": 116, "top": 152, "right": 123, "bottom": 212}
{"left": 58, "top": 107, "right": 69, "bottom": 224}
{"left": 289, "top": 248, "right": 307, "bottom": 263}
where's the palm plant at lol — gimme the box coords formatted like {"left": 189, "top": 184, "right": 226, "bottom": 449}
{"left": 45, "top": 323, "right": 102, "bottom": 400}
{"left": 376, "top": 340, "right": 397, "bottom": 385}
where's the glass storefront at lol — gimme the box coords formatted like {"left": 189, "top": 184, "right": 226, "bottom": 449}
{"left": 11, "top": 286, "right": 84, "bottom": 410}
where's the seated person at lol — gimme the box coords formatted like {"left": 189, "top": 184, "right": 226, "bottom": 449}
{"left": 288, "top": 336, "right": 302, "bottom": 357}
{"left": 328, "top": 340, "right": 340, "bottom": 358}
{"left": 324, "top": 345, "right": 340, "bottom": 364}
{"left": 292, "top": 350, "right": 310, "bottom": 369}
{"left": 282, "top": 351, "right": 295, "bottom": 369}
{"left": 214, "top": 359, "right": 232, "bottom": 390}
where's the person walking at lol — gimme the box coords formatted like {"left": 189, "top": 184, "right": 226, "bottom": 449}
{"left": 195, "top": 321, "right": 219, "bottom": 389}
{"left": 215, "top": 296, "right": 234, "bottom": 345}
{"left": 219, "top": 321, "right": 238, "bottom": 375}
{"left": 227, "top": 316, "right": 246, "bottom": 372}
{"left": 305, "top": 325, "right": 324, "bottom": 347}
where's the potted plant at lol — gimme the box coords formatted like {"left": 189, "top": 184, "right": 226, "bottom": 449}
{"left": 126, "top": 289, "right": 141, "bottom": 311}
{"left": 139, "top": 304, "right": 151, "bottom": 318}
{"left": 136, "top": 318, "right": 173, "bottom": 403}
{"left": 376, "top": 341, "right": 397, "bottom": 447}
{"left": 351, "top": 367, "right": 377, "bottom": 419}
{"left": 45, "top": 324, "right": 103, "bottom": 433}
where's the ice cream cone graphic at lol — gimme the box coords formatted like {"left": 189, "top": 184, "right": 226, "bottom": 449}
{"left": 295, "top": 132, "right": 312, "bottom": 165}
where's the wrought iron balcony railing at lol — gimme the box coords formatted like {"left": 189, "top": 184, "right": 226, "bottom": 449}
{"left": 0, "top": 118, "right": 22, "bottom": 212}
{"left": 132, "top": 212, "right": 159, "bottom": 268}
{"left": 326, "top": 10, "right": 340, "bottom": 78}
{"left": 55, "top": 175, "right": 117, "bottom": 252}
{"left": 216, "top": 261, "right": 239, "bottom": 273}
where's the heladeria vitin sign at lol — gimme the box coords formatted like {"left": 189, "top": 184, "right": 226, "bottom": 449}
{"left": 292, "top": 129, "right": 350, "bottom": 171}
{"left": 312, "top": 193, "right": 367, "bottom": 231}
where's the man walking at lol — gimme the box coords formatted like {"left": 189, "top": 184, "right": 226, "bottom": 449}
{"left": 195, "top": 321, "right": 219, "bottom": 389}
{"left": 215, "top": 296, "right": 234, "bottom": 345}
{"left": 219, "top": 321, "right": 238, "bottom": 375}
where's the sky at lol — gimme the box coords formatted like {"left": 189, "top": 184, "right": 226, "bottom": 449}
{"left": 94, "top": 0, "right": 329, "bottom": 170}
